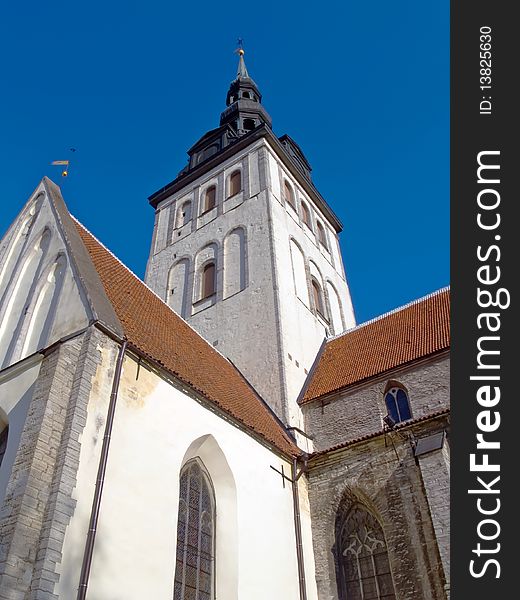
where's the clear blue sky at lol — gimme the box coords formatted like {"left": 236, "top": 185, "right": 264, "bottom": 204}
{"left": 0, "top": 1, "right": 448, "bottom": 324}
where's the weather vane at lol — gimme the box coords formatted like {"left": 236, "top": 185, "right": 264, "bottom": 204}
{"left": 235, "top": 37, "right": 244, "bottom": 55}
{"left": 51, "top": 148, "right": 76, "bottom": 177}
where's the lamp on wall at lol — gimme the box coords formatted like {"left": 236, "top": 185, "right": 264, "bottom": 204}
{"left": 383, "top": 414, "right": 396, "bottom": 430}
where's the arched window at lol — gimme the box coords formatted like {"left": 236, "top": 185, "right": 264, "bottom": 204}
{"left": 283, "top": 180, "right": 296, "bottom": 209}
{"left": 242, "top": 91, "right": 251, "bottom": 99}
{"left": 228, "top": 171, "right": 241, "bottom": 198}
{"left": 317, "top": 221, "right": 328, "bottom": 249}
{"left": 173, "top": 459, "right": 215, "bottom": 600}
{"left": 0, "top": 424, "right": 8, "bottom": 468}
{"left": 177, "top": 201, "right": 192, "bottom": 228}
{"left": 201, "top": 262, "right": 216, "bottom": 299}
{"left": 336, "top": 505, "right": 396, "bottom": 600}
{"left": 301, "top": 201, "right": 311, "bottom": 228}
{"left": 384, "top": 386, "right": 412, "bottom": 423}
{"left": 203, "top": 186, "right": 216, "bottom": 214}
{"left": 311, "top": 278, "right": 326, "bottom": 318}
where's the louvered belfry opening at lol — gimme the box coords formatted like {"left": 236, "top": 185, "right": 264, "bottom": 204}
{"left": 173, "top": 460, "right": 215, "bottom": 600}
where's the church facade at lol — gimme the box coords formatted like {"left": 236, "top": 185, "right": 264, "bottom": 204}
{"left": 0, "top": 52, "right": 450, "bottom": 600}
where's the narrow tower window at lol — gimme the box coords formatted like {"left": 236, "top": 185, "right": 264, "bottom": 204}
{"left": 228, "top": 171, "right": 242, "bottom": 198}
{"left": 203, "top": 186, "right": 216, "bottom": 213}
{"left": 284, "top": 180, "right": 296, "bottom": 209}
{"left": 317, "top": 221, "right": 328, "bottom": 249}
{"left": 311, "top": 278, "right": 326, "bottom": 318}
{"left": 173, "top": 459, "right": 215, "bottom": 600}
{"left": 336, "top": 505, "right": 396, "bottom": 600}
{"left": 301, "top": 201, "right": 311, "bottom": 228}
{"left": 385, "top": 386, "right": 412, "bottom": 423}
{"left": 201, "top": 262, "right": 216, "bottom": 299}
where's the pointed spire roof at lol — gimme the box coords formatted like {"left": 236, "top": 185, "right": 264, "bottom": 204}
{"left": 236, "top": 49, "right": 249, "bottom": 79}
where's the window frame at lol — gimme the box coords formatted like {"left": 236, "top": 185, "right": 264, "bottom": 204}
{"left": 227, "top": 170, "right": 242, "bottom": 198}
{"left": 336, "top": 504, "right": 396, "bottom": 600}
{"left": 316, "top": 220, "right": 329, "bottom": 250}
{"left": 200, "top": 261, "right": 216, "bottom": 300}
{"left": 283, "top": 179, "right": 296, "bottom": 210}
{"left": 201, "top": 185, "right": 217, "bottom": 215}
{"left": 384, "top": 386, "right": 412, "bottom": 423}
{"left": 301, "top": 201, "right": 312, "bottom": 229}
{"left": 311, "top": 277, "right": 326, "bottom": 319}
{"left": 173, "top": 458, "right": 216, "bottom": 600}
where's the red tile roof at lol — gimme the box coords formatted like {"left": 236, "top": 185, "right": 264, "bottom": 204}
{"left": 73, "top": 220, "right": 299, "bottom": 457}
{"left": 301, "top": 289, "right": 450, "bottom": 404}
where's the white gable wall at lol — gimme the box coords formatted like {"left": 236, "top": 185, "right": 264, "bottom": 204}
{"left": 56, "top": 348, "right": 318, "bottom": 600}
{"left": 0, "top": 183, "right": 90, "bottom": 371}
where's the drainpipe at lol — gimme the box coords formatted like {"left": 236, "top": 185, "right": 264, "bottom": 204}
{"left": 292, "top": 456, "right": 308, "bottom": 600}
{"left": 77, "top": 340, "right": 127, "bottom": 600}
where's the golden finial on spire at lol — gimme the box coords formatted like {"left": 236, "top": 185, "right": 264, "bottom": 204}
{"left": 235, "top": 37, "right": 244, "bottom": 55}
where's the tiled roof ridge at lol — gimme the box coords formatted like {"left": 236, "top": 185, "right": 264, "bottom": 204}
{"left": 328, "top": 286, "right": 450, "bottom": 343}
{"left": 69, "top": 215, "right": 235, "bottom": 366}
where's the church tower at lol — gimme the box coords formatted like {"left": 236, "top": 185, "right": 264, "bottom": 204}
{"left": 145, "top": 49, "right": 355, "bottom": 429}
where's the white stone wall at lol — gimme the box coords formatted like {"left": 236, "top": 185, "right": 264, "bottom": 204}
{"left": 264, "top": 144, "right": 355, "bottom": 427}
{"left": 145, "top": 137, "right": 355, "bottom": 426}
{"left": 0, "top": 184, "right": 90, "bottom": 371}
{"left": 56, "top": 350, "right": 318, "bottom": 600}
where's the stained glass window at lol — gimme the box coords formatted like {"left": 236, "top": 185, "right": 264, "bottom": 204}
{"left": 385, "top": 387, "right": 412, "bottom": 423}
{"left": 173, "top": 460, "right": 215, "bottom": 600}
{"left": 337, "top": 506, "right": 396, "bottom": 600}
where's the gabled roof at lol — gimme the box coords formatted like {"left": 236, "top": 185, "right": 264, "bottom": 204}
{"left": 301, "top": 288, "right": 450, "bottom": 404}
{"left": 70, "top": 212, "right": 298, "bottom": 457}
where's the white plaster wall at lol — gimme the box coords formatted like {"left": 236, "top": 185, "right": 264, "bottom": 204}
{"left": 0, "top": 357, "right": 42, "bottom": 506}
{"left": 265, "top": 144, "right": 356, "bottom": 426}
{"left": 145, "top": 140, "right": 286, "bottom": 417}
{"left": 145, "top": 137, "right": 356, "bottom": 427}
{"left": 0, "top": 185, "right": 90, "bottom": 370}
{"left": 56, "top": 351, "right": 318, "bottom": 600}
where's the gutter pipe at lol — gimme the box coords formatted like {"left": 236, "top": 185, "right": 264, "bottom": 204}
{"left": 77, "top": 340, "right": 127, "bottom": 599}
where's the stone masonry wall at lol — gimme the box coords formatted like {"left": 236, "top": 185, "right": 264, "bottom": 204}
{"left": 303, "top": 353, "right": 449, "bottom": 452}
{"left": 307, "top": 416, "right": 449, "bottom": 600}
{"left": 0, "top": 327, "right": 106, "bottom": 599}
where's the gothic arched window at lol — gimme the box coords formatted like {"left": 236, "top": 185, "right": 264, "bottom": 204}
{"left": 201, "top": 262, "right": 216, "bottom": 300}
{"left": 385, "top": 386, "right": 412, "bottom": 424}
{"left": 0, "top": 424, "right": 8, "bottom": 468}
{"left": 336, "top": 505, "right": 396, "bottom": 600}
{"left": 284, "top": 180, "right": 296, "bottom": 209}
{"left": 317, "top": 221, "right": 328, "bottom": 249}
{"left": 228, "top": 171, "right": 241, "bottom": 198}
{"left": 173, "top": 459, "right": 215, "bottom": 600}
{"left": 311, "top": 278, "right": 326, "bottom": 318}
{"left": 301, "top": 201, "right": 312, "bottom": 229}
{"left": 203, "top": 186, "right": 216, "bottom": 214}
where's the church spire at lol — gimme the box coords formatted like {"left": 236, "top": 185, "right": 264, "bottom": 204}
{"left": 236, "top": 48, "right": 249, "bottom": 79}
{"left": 220, "top": 45, "right": 272, "bottom": 133}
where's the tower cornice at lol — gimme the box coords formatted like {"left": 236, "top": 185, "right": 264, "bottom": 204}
{"left": 148, "top": 124, "right": 343, "bottom": 232}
